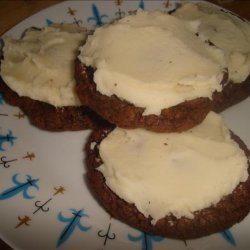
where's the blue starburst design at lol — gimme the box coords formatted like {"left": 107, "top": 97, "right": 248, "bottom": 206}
{"left": 57, "top": 208, "right": 91, "bottom": 247}
{"left": 220, "top": 229, "right": 236, "bottom": 246}
{"left": 0, "top": 130, "right": 17, "bottom": 151}
{"left": 0, "top": 93, "right": 4, "bottom": 105}
{"left": 46, "top": 18, "right": 54, "bottom": 26}
{"left": 87, "top": 4, "right": 108, "bottom": 27}
{"left": 138, "top": 0, "right": 145, "bottom": 10}
{"left": 128, "top": 231, "right": 164, "bottom": 250}
{"left": 0, "top": 174, "right": 39, "bottom": 200}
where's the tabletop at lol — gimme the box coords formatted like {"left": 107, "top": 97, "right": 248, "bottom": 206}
{"left": 0, "top": 0, "right": 250, "bottom": 249}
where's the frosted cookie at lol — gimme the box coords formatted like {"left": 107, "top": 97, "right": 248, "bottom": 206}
{"left": 76, "top": 10, "right": 227, "bottom": 133}
{"left": 0, "top": 77, "right": 106, "bottom": 131}
{"left": 0, "top": 24, "right": 104, "bottom": 131}
{"left": 173, "top": 2, "right": 250, "bottom": 112}
{"left": 86, "top": 112, "right": 250, "bottom": 239}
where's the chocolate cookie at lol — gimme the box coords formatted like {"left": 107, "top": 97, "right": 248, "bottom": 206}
{"left": 75, "top": 60, "right": 212, "bottom": 133}
{"left": 0, "top": 78, "right": 107, "bottom": 131}
{"left": 172, "top": 2, "right": 250, "bottom": 112}
{"left": 212, "top": 77, "right": 250, "bottom": 112}
{"left": 85, "top": 127, "right": 250, "bottom": 240}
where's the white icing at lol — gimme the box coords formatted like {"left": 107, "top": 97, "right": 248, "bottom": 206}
{"left": 173, "top": 2, "right": 250, "bottom": 83}
{"left": 98, "top": 112, "right": 249, "bottom": 223}
{"left": 90, "top": 142, "right": 97, "bottom": 150}
{"left": 79, "top": 11, "right": 226, "bottom": 115}
{"left": 1, "top": 24, "right": 87, "bottom": 107}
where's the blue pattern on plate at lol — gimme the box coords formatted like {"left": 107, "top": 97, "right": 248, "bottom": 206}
{"left": 0, "top": 93, "right": 4, "bottom": 105}
{"left": 138, "top": 0, "right": 145, "bottom": 9}
{"left": 57, "top": 208, "right": 91, "bottom": 247}
{"left": 46, "top": 18, "right": 54, "bottom": 26}
{"left": 87, "top": 3, "right": 108, "bottom": 26}
{"left": 128, "top": 231, "right": 164, "bottom": 250}
{"left": 0, "top": 174, "right": 39, "bottom": 200}
{"left": 220, "top": 229, "right": 236, "bottom": 246}
{"left": 0, "top": 130, "right": 17, "bottom": 151}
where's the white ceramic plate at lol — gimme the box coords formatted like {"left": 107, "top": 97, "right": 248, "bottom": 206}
{"left": 0, "top": 1, "right": 250, "bottom": 249}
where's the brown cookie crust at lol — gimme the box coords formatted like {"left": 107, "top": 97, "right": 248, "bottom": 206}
{"left": 0, "top": 77, "right": 108, "bottom": 131}
{"left": 75, "top": 59, "right": 212, "bottom": 133}
{"left": 85, "top": 127, "right": 250, "bottom": 240}
{"left": 212, "top": 76, "right": 250, "bottom": 113}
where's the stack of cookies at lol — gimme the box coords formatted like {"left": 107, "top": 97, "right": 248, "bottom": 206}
{"left": 173, "top": 2, "right": 250, "bottom": 112}
{"left": 1, "top": 1, "right": 250, "bottom": 240}
{"left": 0, "top": 23, "right": 106, "bottom": 131}
{"left": 76, "top": 3, "right": 250, "bottom": 239}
